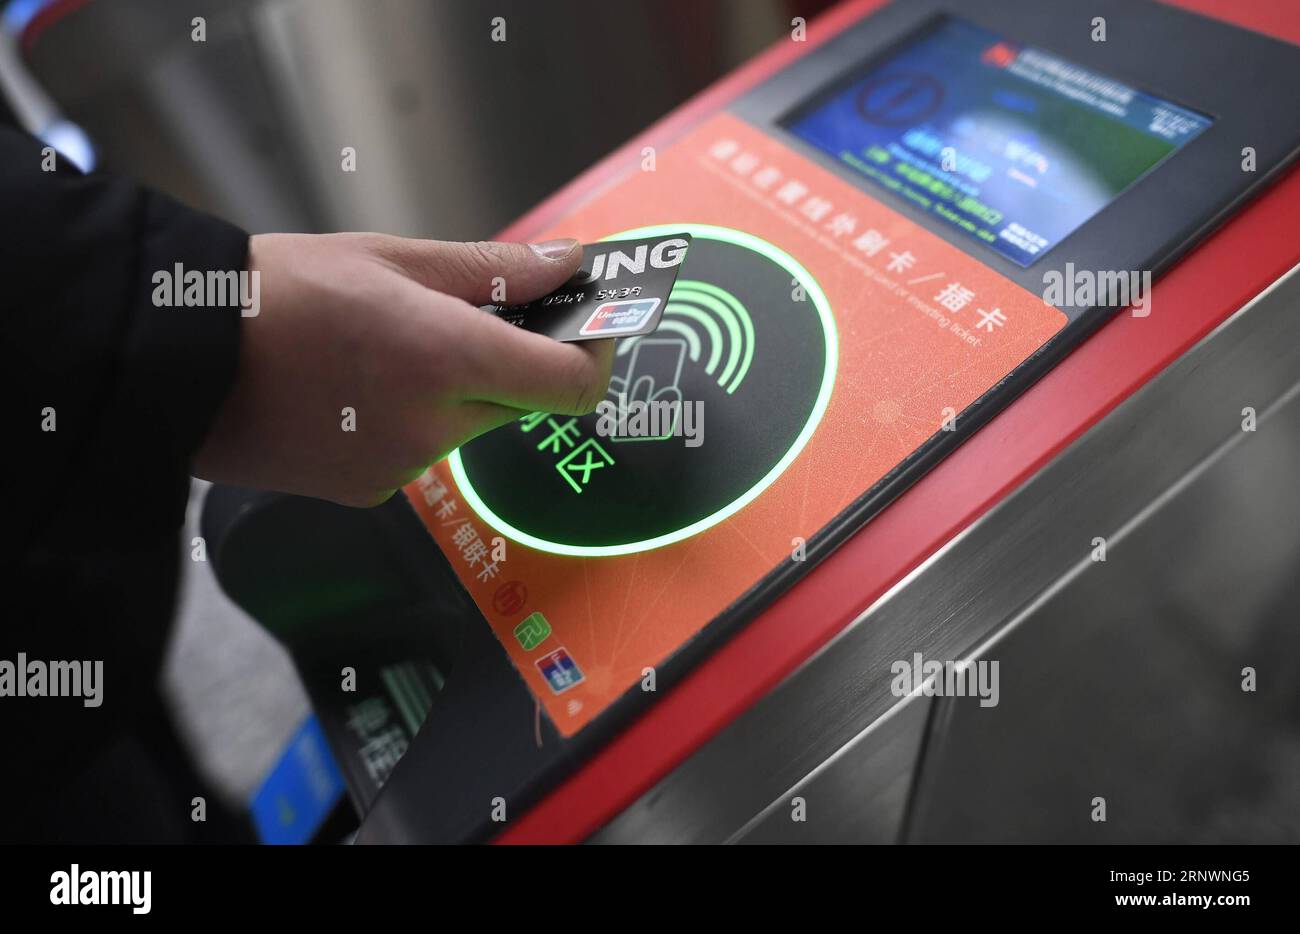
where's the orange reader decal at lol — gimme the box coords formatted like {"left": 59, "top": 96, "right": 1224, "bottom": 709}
{"left": 405, "top": 112, "right": 1066, "bottom": 736}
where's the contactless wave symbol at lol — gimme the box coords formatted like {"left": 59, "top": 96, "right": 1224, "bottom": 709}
{"left": 617, "top": 279, "right": 755, "bottom": 394}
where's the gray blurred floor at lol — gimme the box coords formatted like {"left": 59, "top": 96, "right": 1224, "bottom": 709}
{"left": 162, "top": 481, "right": 309, "bottom": 808}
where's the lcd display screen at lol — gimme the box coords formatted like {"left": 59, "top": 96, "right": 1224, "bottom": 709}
{"left": 785, "top": 17, "right": 1213, "bottom": 265}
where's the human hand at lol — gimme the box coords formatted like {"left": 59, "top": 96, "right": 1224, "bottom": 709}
{"left": 194, "top": 232, "right": 613, "bottom": 506}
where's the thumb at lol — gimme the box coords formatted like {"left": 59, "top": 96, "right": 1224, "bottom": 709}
{"left": 375, "top": 236, "right": 583, "bottom": 305}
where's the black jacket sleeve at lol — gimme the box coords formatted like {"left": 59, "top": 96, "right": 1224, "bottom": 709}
{"left": 3, "top": 125, "right": 252, "bottom": 841}
{"left": 5, "top": 126, "right": 248, "bottom": 546}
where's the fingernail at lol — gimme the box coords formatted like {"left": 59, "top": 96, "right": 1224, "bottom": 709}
{"left": 530, "top": 238, "right": 579, "bottom": 260}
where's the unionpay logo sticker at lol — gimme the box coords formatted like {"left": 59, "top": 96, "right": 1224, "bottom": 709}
{"left": 536, "top": 647, "right": 584, "bottom": 694}
{"left": 579, "top": 298, "right": 661, "bottom": 336}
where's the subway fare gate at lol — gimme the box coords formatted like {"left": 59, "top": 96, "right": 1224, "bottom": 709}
{"left": 198, "top": 0, "right": 1300, "bottom": 843}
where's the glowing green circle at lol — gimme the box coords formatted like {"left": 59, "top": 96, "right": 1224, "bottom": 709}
{"left": 449, "top": 223, "right": 838, "bottom": 557}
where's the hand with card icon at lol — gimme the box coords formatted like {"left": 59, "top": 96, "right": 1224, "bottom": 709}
{"left": 195, "top": 232, "right": 615, "bottom": 507}
{"left": 605, "top": 337, "right": 688, "bottom": 441}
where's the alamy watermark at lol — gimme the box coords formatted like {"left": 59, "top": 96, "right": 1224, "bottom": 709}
{"left": 1042, "top": 263, "right": 1152, "bottom": 317}
{"left": 152, "top": 263, "right": 260, "bottom": 317}
{"left": 595, "top": 396, "right": 704, "bottom": 447}
{"left": 890, "top": 652, "right": 999, "bottom": 708}
{"left": 50, "top": 865, "right": 150, "bottom": 914}
{"left": 0, "top": 653, "right": 103, "bottom": 707}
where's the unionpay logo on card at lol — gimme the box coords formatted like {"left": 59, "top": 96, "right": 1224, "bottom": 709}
{"left": 486, "top": 233, "right": 691, "bottom": 342}
{"left": 579, "top": 297, "right": 662, "bottom": 336}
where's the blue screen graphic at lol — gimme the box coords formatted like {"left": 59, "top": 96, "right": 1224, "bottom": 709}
{"left": 786, "top": 18, "right": 1213, "bottom": 266}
